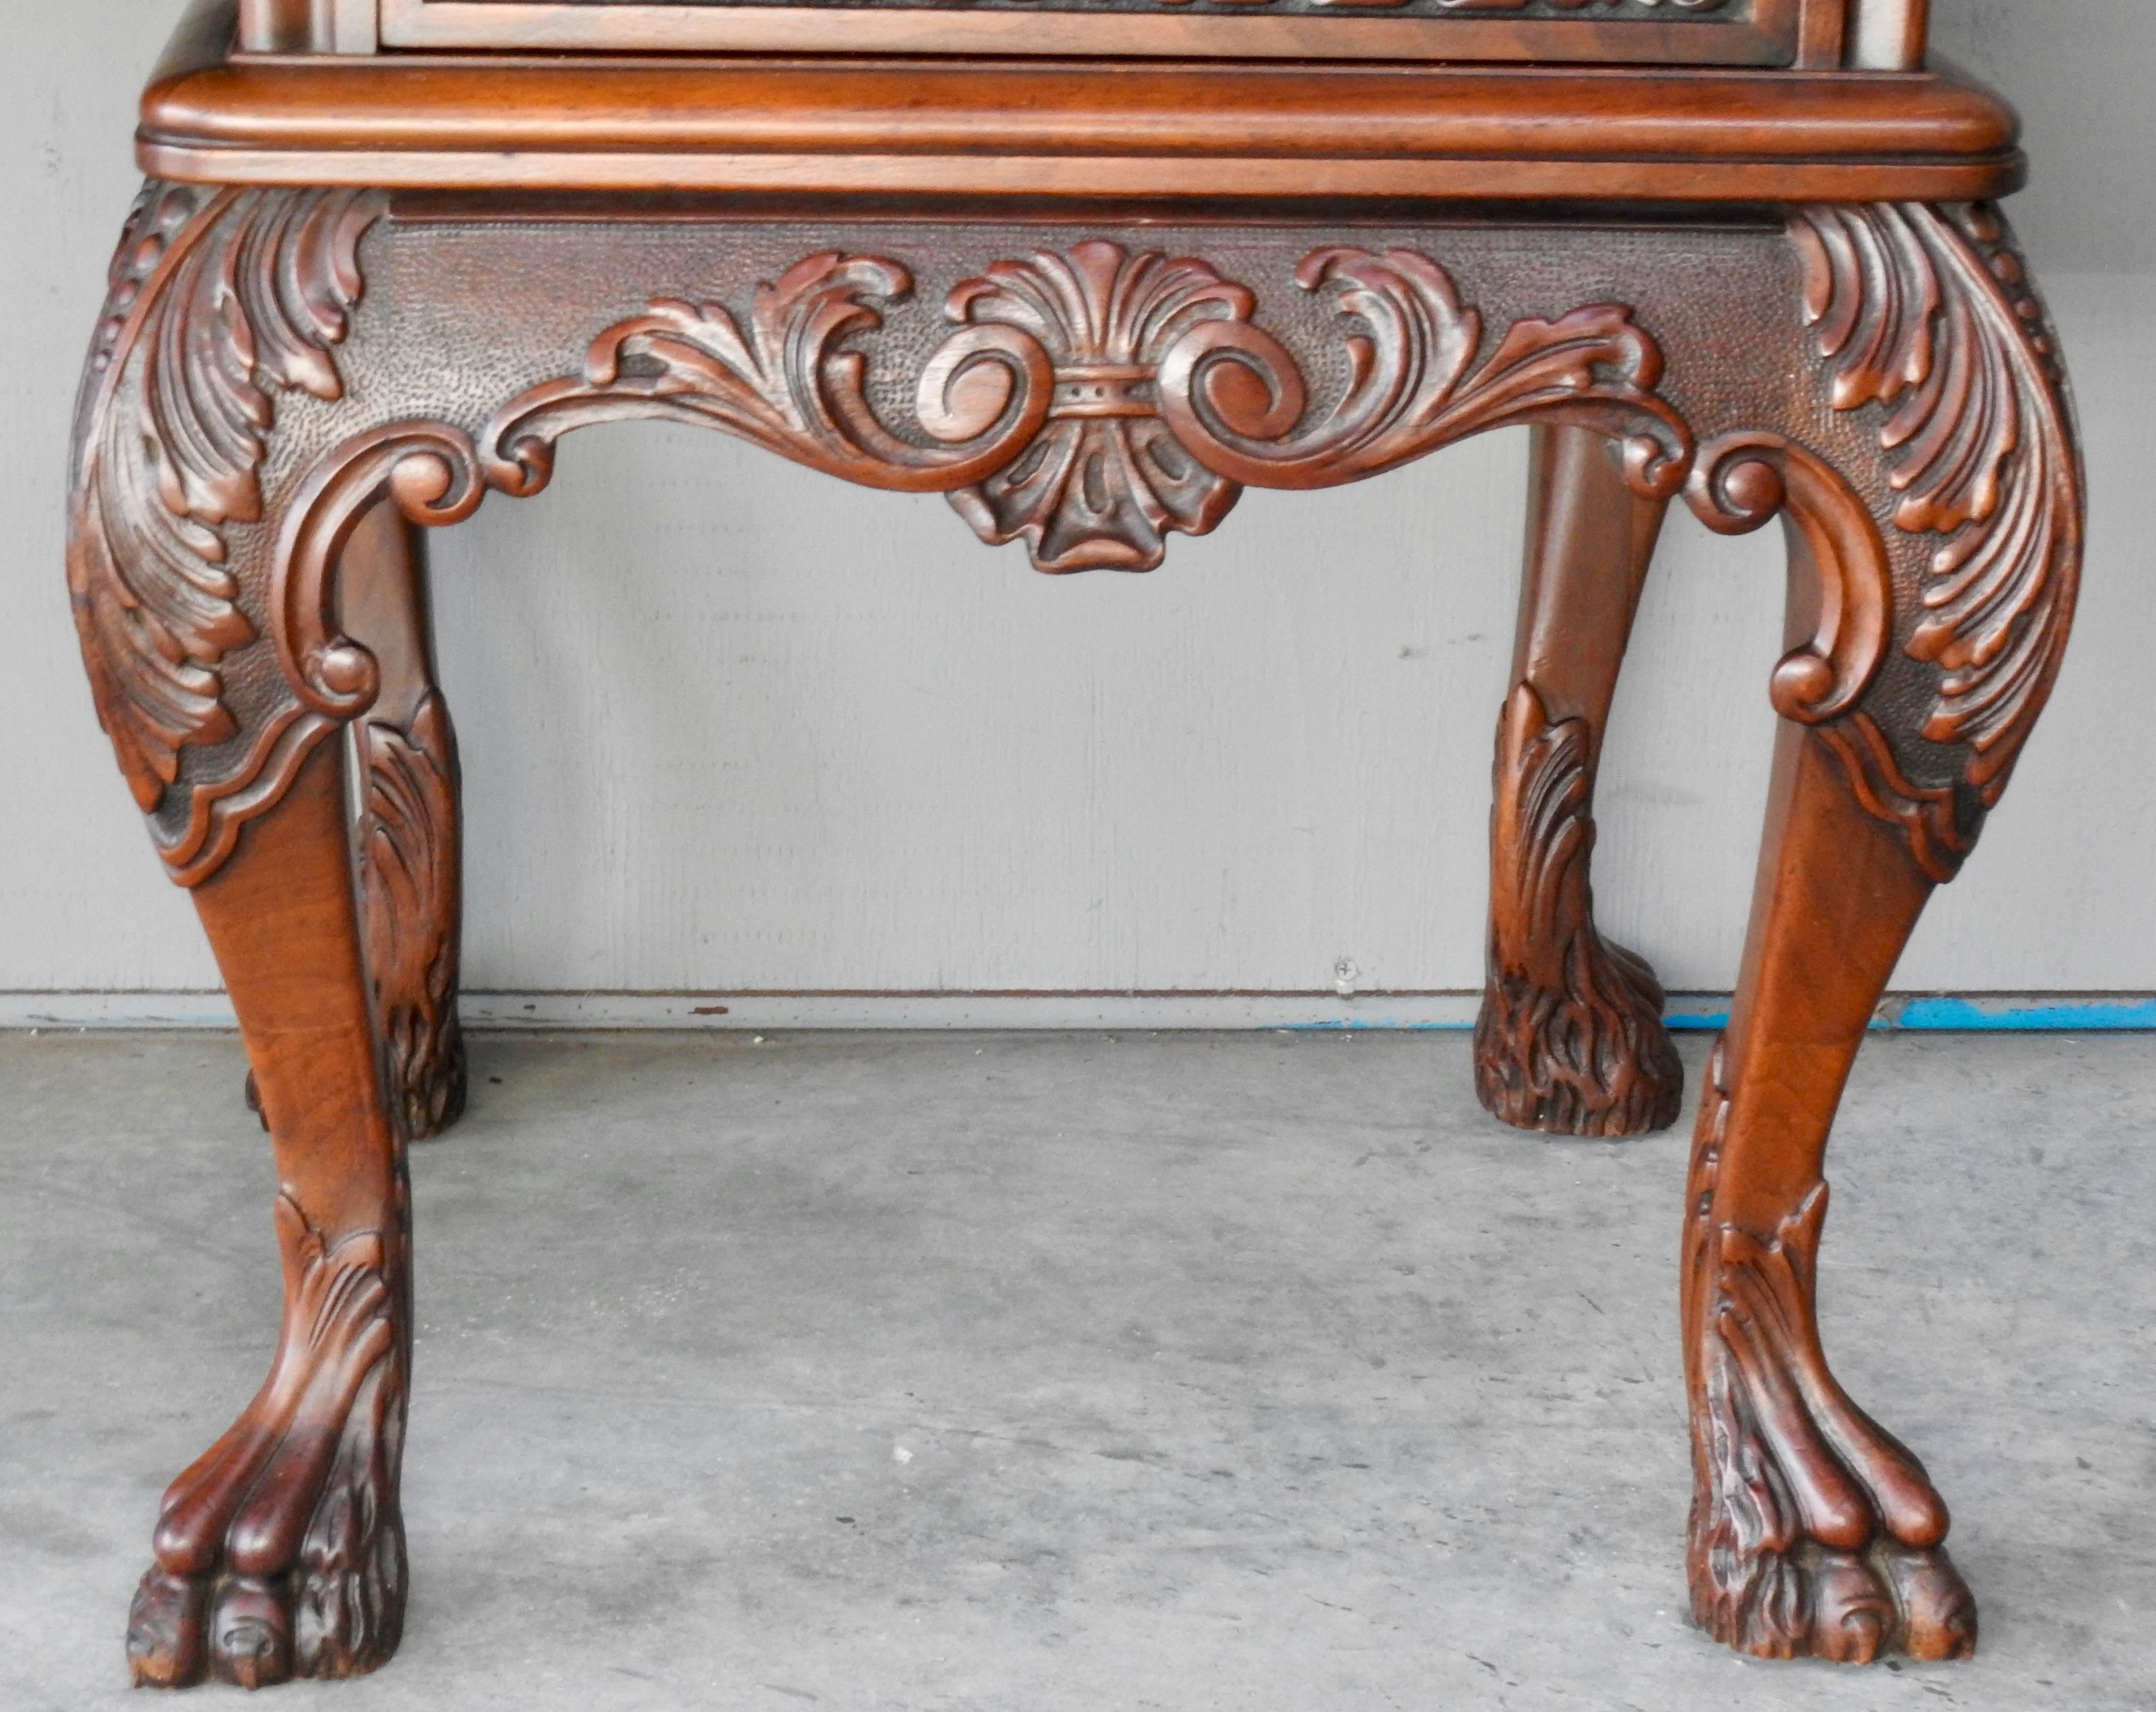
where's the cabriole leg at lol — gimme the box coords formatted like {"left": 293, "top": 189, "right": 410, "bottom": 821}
{"left": 127, "top": 745, "right": 410, "bottom": 1688}
{"left": 1677, "top": 200, "right": 2083, "bottom": 1664}
{"left": 1681, "top": 722, "right": 1971, "bottom": 1663}
{"left": 1475, "top": 424, "right": 1683, "bottom": 1137}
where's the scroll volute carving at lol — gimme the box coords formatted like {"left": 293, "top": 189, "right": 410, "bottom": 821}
{"left": 243, "top": 238, "right": 1692, "bottom": 895}
{"left": 485, "top": 240, "right": 1693, "bottom": 579}
{"left": 1686, "top": 432, "right": 1891, "bottom": 728}
{"left": 486, "top": 251, "right": 1054, "bottom": 501}
{"left": 1159, "top": 245, "right": 1690, "bottom": 502}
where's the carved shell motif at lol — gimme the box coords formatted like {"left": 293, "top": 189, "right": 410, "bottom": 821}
{"left": 1793, "top": 203, "right": 2083, "bottom": 805}
{"left": 68, "top": 185, "right": 386, "bottom": 812}
{"left": 941, "top": 242, "right": 1293, "bottom": 572}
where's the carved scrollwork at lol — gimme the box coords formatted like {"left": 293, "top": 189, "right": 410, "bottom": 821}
{"left": 274, "top": 424, "right": 490, "bottom": 723}
{"left": 1793, "top": 203, "right": 2083, "bottom": 804}
{"left": 121, "top": 235, "right": 1696, "bottom": 887}
{"left": 484, "top": 241, "right": 1692, "bottom": 581}
{"left": 69, "top": 185, "right": 386, "bottom": 813}
{"left": 485, "top": 251, "right": 1052, "bottom": 501}
{"left": 1163, "top": 246, "right": 1692, "bottom": 503}
{"left": 1686, "top": 432, "right": 1892, "bottom": 727}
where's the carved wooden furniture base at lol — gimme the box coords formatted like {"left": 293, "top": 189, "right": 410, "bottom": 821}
{"left": 71, "top": 41, "right": 2079, "bottom": 1679}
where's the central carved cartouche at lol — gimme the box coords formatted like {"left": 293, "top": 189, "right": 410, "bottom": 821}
{"left": 939, "top": 240, "right": 1285, "bottom": 572}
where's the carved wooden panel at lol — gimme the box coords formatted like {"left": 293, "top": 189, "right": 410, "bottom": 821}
{"left": 70, "top": 195, "right": 2076, "bottom": 895}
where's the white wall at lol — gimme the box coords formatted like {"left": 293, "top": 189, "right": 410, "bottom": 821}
{"left": 3, "top": 1, "right": 2151, "bottom": 1004}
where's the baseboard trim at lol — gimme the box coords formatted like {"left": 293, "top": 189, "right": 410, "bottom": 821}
{"left": 3, "top": 990, "right": 2152, "bottom": 1033}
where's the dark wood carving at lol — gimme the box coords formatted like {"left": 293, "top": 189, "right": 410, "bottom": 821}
{"left": 129, "top": 1190, "right": 408, "bottom": 1688}
{"left": 115, "top": 238, "right": 1683, "bottom": 887}
{"left": 491, "top": 241, "right": 1691, "bottom": 578}
{"left": 1662, "top": 203, "right": 2081, "bottom": 1665}
{"left": 941, "top": 241, "right": 1270, "bottom": 571}
{"left": 1475, "top": 684, "right": 1684, "bottom": 1135}
{"left": 359, "top": 694, "right": 467, "bottom": 1142}
{"left": 1791, "top": 201, "right": 2083, "bottom": 864}
{"left": 69, "top": 185, "right": 385, "bottom": 821}
{"left": 1476, "top": 425, "right": 1680, "bottom": 1139}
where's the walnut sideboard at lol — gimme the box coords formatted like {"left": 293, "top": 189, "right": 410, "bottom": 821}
{"left": 70, "top": 0, "right": 2081, "bottom": 1689}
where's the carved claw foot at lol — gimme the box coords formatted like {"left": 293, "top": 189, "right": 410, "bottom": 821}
{"left": 1475, "top": 684, "right": 1684, "bottom": 1138}
{"left": 1688, "top": 1164, "right": 1974, "bottom": 1662}
{"left": 128, "top": 1195, "right": 408, "bottom": 1689}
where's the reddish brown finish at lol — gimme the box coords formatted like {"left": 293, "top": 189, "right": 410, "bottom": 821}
{"left": 125, "top": 743, "right": 409, "bottom": 1689}
{"left": 1476, "top": 427, "right": 1683, "bottom": 1138}
{"left": 367, "top": 0, "right": 1814, "bottom": 65}
{"left": 1682, "top": 725, "right": 1970, "bottom": 1662}
{"left": 138, "top": 51, "right": 2024, "bottom": 203}
{"left": 66, "top": 0, "right": 2087, "bottom": 1690}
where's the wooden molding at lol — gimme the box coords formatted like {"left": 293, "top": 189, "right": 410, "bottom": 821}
{"left": 138, "top": 57, "right": 2023, "bottom": 203}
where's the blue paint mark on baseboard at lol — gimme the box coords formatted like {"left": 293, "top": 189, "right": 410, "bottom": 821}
{"left": 1286, "top": 995, "right": 2156, "bottom": 1033}
{"left": 1663, "top": 993, "right": 2156, "bottom": 1033}
{"left": 1877, "top": 994, "right": 2156, "bottom": 1032}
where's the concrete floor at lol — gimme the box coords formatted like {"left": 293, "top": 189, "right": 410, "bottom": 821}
{"left": 2, "top": 1030, "right": 2152, "bottom": 1711}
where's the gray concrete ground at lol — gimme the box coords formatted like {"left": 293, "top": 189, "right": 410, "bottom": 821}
{"left": 2, "top": 1030, "right": 2152, "bottom": 1711}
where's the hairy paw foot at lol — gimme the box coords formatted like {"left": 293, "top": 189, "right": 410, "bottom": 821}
{"left": 1476, "top": 927, "right": 1684, "bottom": 1137}
{"left": 1688, "top": 1171, "right": 1975, "bottom": 1662}
{"left": 129, "top": 1195, "right": 407, "bottom": 1689}
{"left": 1476, "top": 684, "right": 1683, "bottom": 1138}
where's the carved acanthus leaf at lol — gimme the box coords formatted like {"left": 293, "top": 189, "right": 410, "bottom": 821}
{"left": 485, "top": 241, "right": 1692, "bottom": 581}
{"left": 485, "top": 251, "right": 1052, "bottom": 501}
{"left": 1161, "top": 247, "right": 1693, "bottom": 501}
{"left": 1794, "top": 203, "right": 2082, "bottom": 802}
{"left": 69, "top": 185, "right": 386, "bottom": 811}
{"left": 360, "top": 693, "right": 466, "bottom": 1143}
{"left": 1474, "top": 683, "right": 1682, "bottom": 1137}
